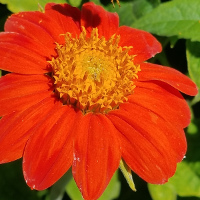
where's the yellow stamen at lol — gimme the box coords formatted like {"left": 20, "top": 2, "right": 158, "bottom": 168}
{"left": 111, "top": 0, "right": 121, "bottom": 7}
{"left": 49, "top": 27, "right": 140, "bottom": 114}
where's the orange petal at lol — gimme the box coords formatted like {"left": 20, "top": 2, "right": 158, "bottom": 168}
{"left": 72, "top": 113, "right": 121, "bottom": 200}
{"left": 0, "top": 97, "right": 56, "bottom": 163}
{"left": 4, "top": 11, "right": 64, "bottom": 46}
{"left": 107, "top": 104, "right": 186, "bottom": 184}
{"left": 0, "top": 33, "right": 52, "bottom": 73}
{"left": 45, "top": 3, "right": 81, "bottom": 37}
{"left": 81, "top": 2, "right": 119, "bottom": 39}
{"left": 23, "top": 104, "right": 78, "bottom": 190}
{"left": 116, "top": 26, "right": 162, "bottom": 64}
{"left": 129, "top": 81, "right": 191, "bottom": 128}
{"left": 139, "top": 63, "right": 198, "bottom": 96}
{"left": 0, "top": 74, "right": 52, "bottom": 115}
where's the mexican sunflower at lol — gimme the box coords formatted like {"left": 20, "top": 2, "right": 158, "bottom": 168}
{"left": 0, "top": 2, "right": 198, "bottom": 200}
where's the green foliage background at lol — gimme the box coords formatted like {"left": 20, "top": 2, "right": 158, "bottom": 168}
{"left": 0, "top": 0, "right": 200, "bottom": 199}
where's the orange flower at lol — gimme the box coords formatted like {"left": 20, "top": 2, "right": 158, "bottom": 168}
{"left": 0, "top": 2, "right": 198, "bottom": 200}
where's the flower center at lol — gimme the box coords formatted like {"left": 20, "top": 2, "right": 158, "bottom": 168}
{"left": 49, "top": 27, "right": 140, "bottom": 114}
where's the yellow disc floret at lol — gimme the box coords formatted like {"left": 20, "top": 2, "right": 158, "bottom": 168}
{"left": 49, "top": 27, "right": 140, "bottom": 114}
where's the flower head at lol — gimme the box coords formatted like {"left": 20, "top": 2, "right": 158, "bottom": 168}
{"left": 0, "top": 2, "right": 198, "bottom": 200}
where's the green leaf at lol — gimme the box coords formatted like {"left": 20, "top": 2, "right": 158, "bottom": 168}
{"left": 191, "top": 93, "right": 200, "bottom": 105}
{"left": 187, "top": 119, "right": 200, "bottom": 135}
{"left": 186, "top": 40, "right": 200, "bottom": 104}
{"left": 65, "top": 175, "right": 82, "bottom": 200}
{"left": 92, "top": 0, "right": 160, "bottom": 26}
{"left": 0, "top": 160, "right": 42, "bottom": 200}
{"left": 148, "top": 183, "right": 177, "bottom": 200}
{"left": 131, "top": 0, "right": 160, "bottom": 20}
{"left": 132, "top": 0, "right": 200, "bottom": 42}
{"left": 92, "top": 0, "right": 135, "bottom": 26}
{"left": 169, "top": 162, "right": 200, "bottom": 197}
{"left": 148, "top": 161, "right": 200, "bottom": 200}
{"left": 49, "top": 170, "right": 72, "bottom": 200}
{"left": 111, "top": 1, "right": 138, "bottom": 26}
{"left": 149, "top": 121, "right": 200, "bottom": 199}
{"left": 65, "top": 170, "right": 121, "bottom": 200}
{"left": 67, "top": 0, "right": 82, "bottom": 7}
{"left": 98, "top": 171, "right": 121, "bottom": 200}
{"left": 0, "top": 0, "right": 66, "bottom": 13}
{"left": 186, "top": 120, "right": 200, "bottom": 175}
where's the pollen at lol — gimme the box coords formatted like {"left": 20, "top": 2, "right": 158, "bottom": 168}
{"left": 49, "top": 27, "right": 140, "bottom": 114}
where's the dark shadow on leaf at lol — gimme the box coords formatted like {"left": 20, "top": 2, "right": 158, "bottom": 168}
{"left": 187, "top": 41, "right": 200, "bottom": 58}
{"left": 186, "top": 118, "right": 200, "bottom": 162}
